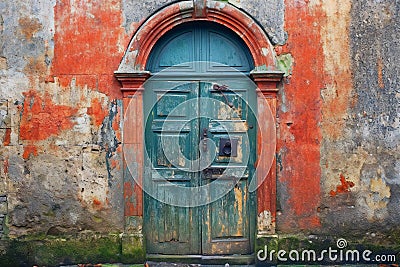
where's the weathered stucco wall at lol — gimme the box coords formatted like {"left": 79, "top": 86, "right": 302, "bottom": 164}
{"left": 0, "top": 0, "right": 399, "bottom": 262}
{"left": 320, "top": 0, "right": 400, "bottom": 235}
{"left": 276, "top": 0, "right": 399, "bottom": 237}
{"left": 0, "top": 0, "right": 126, "bottom": 237}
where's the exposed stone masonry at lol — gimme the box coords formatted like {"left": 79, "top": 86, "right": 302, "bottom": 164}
{"left": 0, "top": 195, "right": 7, "bottom": 238}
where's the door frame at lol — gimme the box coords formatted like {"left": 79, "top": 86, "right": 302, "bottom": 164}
{"left": 115, "top": 0, "right": 283, "bottom": 257}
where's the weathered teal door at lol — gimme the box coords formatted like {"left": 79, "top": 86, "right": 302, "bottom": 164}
{"left": 143, "top": 22, "right": 256, "bottom": 258}
{"left": 200, "top": 81, "right": 256, "bottom": 256}
{"left": 144, "top": 81, "right": 201, "bottom": 255}
{"left": 143, "top": 79, "right": 256, "bottom": 256}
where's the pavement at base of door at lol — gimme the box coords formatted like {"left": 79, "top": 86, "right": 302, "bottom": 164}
{"left": 57, "top": 263, "right": 394, "bottom": 267}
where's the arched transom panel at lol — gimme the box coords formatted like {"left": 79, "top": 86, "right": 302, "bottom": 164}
{"left": 146, "top": 21, "right": 254, "bottom": 74}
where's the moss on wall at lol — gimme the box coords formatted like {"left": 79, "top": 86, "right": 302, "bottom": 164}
{"left": 0, "top": 233, "right": 145, "bottom": 267}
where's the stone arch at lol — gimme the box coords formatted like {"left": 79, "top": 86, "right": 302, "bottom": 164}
{"left": 116, "top": 0, "right": 278, "bottom": 73}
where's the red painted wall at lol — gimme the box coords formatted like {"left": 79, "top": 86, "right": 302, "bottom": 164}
{"left": 276, "top": 1, "right": 324, "bottom": 231}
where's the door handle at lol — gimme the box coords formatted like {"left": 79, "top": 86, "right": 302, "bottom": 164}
{"left": 213, "top": 84, "right": 233, "bottom": 108}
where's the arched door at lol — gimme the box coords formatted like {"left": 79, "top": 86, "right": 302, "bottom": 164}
{"left": 143, "top": 22, "right": 257, "bottom": 261}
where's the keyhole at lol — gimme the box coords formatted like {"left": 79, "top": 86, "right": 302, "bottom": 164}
{"left": 223, "top": 141, "right": 232, "bottom": 156}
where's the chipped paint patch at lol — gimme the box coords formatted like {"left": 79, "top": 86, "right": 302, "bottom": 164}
{"left": 0, "top": 57, "right": 8, "bottom": 70}
{"left": 19, "top": 90, "right": 77, "bottom": 141}
{"left": 377, "top": 55, "right": 385, "bottom": 89}
{"left": 51, "top": 0, "right": 125, "bottom": 98}
{"left": 258, "top": 210, "right": 274, "bottom": 234}
{"left": 365, "top": 177, "right": 391, "bottom": 222}
{"left": 277, "top": 53, "right": 294, "bottom": 77}
{"left": 3, "top": 128, "right": 11, "bottom": 146}
{"left": 18, "top": 17, "right": 42, "bottom": 41}
{"left": 329, "top": 174, "right": 355, "bottom": 197}
{"left": 124, "top": 181, "right": 135, "bottom": 216}
{"left": 234, "top": 185, "right": 243, "bottom": 229}
{"left": 261, "top": 47, "right": 269, "bottom": 57}
{"left": 3, "top": 157, "right": 9, "bottom": 175}
{"left": 22, "top": 145, "right": 38, "bottom": 159}
{"left": 359, "top": 166, "right": 391, "bottom": 222}
{"left": 87, "top": 98, "right": 108, "bottom": 127}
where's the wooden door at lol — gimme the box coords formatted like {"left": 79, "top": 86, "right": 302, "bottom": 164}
{"left": 200, "top": 81, "right": 256, "bottom": 255}
{"left": 143, "top": 79, "right": 256, "bottom": 256}
{"left": 143, "top": 81, "right": 201, "bottom": 255}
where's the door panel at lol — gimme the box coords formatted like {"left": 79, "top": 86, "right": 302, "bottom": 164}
{"left": 144, "top": 82, "right": 200, "bottom": 255}
{"left": 200, "top": 81, "right": 255, "bottom": 255}
{"left": 202, "top": 180, "right": 250, "bottom": 255}
{"left": 158, "top": 31, "right": 195, "bottom": 68}
{"left": 147, "top": 22, "right": 253, "bottom": 73}
{"left": 210, "top": 182, "right": 248, "bottom": 239}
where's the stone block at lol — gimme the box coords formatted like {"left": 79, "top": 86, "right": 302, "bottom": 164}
{"left": 0, "top": 100, "right": 9, "bottom": 128}
{"left": 121, "top": 233, "right": 145, "bottom": 263}
{"left": 125, "top": 215, "right": 143, "bottom": 234}
{"left": 0, "top": 202, "right": 7, "bottom": 215}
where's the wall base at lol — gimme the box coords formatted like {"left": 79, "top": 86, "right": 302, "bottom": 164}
{"left": 0, "top": 232, "right": 145, "bottom": 267}
{"left": 1, "top": 233, "right": 398, "bottom": 266}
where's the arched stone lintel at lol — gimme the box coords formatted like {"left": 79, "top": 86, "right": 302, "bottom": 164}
{"left": 115, "top": 1, "right": 279, "bottom": 75}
